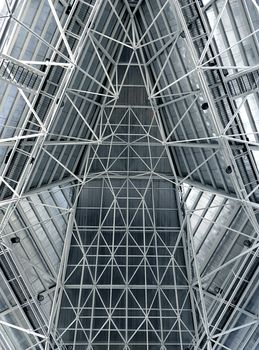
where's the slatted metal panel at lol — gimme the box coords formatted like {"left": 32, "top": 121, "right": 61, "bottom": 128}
{"left": 179, "top": 0, "right": 259, "bottom": 202}
{"left": 0, "top": 1, "right": 94, "bottom": 200}
{"left": 227, "top": 70, "right": 259, "bottom": 97}
{"left": 0, "top": 58, "right": 42, "bottom": 91}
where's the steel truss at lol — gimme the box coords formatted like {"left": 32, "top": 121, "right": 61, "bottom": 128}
{"left": 0, "top": 0, "right": 258, "bottom": 349}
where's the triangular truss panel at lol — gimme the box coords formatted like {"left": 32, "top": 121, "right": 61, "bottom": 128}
{"left": 54, "top": 35, "right": 195, "bottom": 349}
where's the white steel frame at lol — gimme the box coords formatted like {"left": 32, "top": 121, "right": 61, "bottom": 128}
{"left": 0, "top": 0, "right": 258, "bottom": 349}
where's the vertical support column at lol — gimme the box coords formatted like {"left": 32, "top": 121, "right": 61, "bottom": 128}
{"left": 176, "top": 187, "right": 200, "bottom": 348}
{"left": 45, "top": 204, "right": 77, "bottom": 350}
{"left": 185, "top": 207, "right": 212, "bottom": 350}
